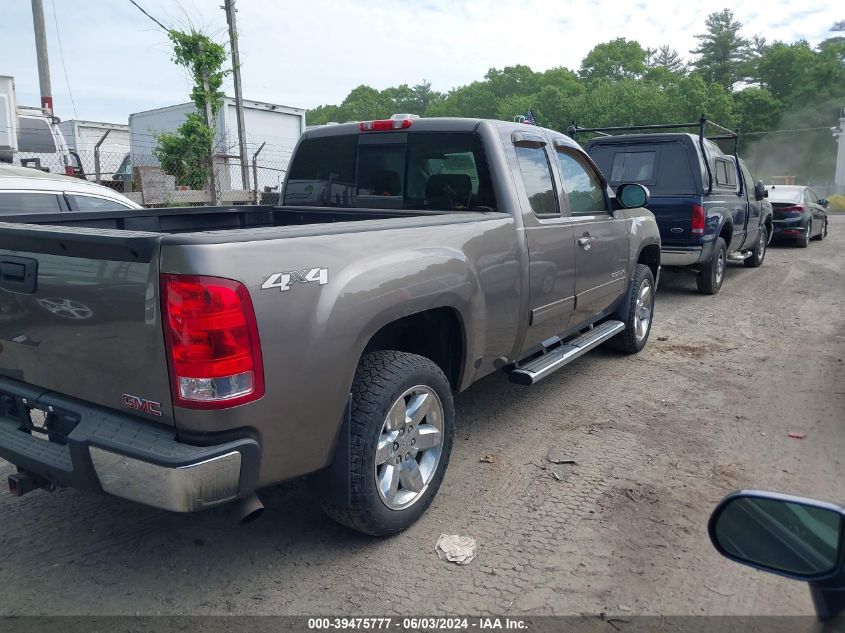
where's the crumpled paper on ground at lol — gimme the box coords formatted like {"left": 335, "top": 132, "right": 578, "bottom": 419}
{"left": 435, "top": 534, "right": 477, "bottom": 565}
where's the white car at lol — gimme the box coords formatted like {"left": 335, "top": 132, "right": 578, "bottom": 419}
{"left": 0, "top": 164, "right": 141, "bottom": 216}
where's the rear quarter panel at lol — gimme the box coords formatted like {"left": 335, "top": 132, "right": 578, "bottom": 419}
{"left": 159, "top": 214, "right": 523, "bottom": 485}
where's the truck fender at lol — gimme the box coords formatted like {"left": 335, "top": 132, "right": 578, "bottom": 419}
{"left": 308, "top": 395, "right": 353, "bottom": 506}
{"left": 612, "top": 241, "right": 659, "bottom": 322}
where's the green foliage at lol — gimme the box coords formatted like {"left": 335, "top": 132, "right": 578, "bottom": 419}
{"left": 579, "top": 38, "right": 647, "bottom": 82}
{"left": 690, "top": 9, "right": 749, "bottom": 89}
{"left": 758, "top": 41, "right": 817, "bottom": 101}
{"left": 827, "top": 194, "right": 845, "bottom": 211}
{"left": 304, "top": 15, "right": 844, "bottom": 184}
{"left": 167, "top": 29, "right": 229, "bottom": 116}
{"left": 153, "top": 112, "right": 214, "bottom": 189}
{"left": 154, "top": 29, "right": 229, "bottom": 189}
{"left": 649, "top": 45, "right": 686, "bottom": 74}
{"left": 732, "top": 87, "right": 781, "bottom": 133}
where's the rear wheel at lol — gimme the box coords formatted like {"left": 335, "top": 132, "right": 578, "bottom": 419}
{"left": 321, "top": 351, "right": 455, "bottom": 536}
{"left": 696, "top": 237, "right": 726, "bottom": 295}
{"left": 744, "top": 227, "right": 767, "bottom": 268}
{"left": 606, "top": 264, "right": 655, "bottom": 354}
{"left": 798, "top": 220, "right": 812, "bottom": 248}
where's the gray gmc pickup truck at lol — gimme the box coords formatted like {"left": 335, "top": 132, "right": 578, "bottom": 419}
{"left": 0, "top": 116, "right": 660, "bottom": 535}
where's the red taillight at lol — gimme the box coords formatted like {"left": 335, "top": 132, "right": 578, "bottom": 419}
{"left": 161, "top": 274, "right": 264, "bottom": 409}
{"left": 64, "top": 165, "right": 75, "bottom": 176}
{"left": 691, "top": 203, "right": 706, "bottom": 235}
{"left": 780, "top": 205, "right": 804, "bottom": 215}
{"left": 359, "top": 118, "right": 413, "bottom": 131}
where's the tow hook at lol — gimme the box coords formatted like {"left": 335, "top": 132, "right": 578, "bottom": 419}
{"left": 8, "top": 471, "right": 53, "bottom": 497}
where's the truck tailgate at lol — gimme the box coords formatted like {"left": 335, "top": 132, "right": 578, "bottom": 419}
{"left": 647, "top": 195, "right": 700, "bottom": 247}
{"left": 0, "top": 224, "right": 174, "bottom": 424}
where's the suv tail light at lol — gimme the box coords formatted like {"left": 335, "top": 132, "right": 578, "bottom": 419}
{"left": 161, "top": 274, "right": 264, "bottom": 409}
{"left": 691, "top": 203, "right": 706, "bottom": 235}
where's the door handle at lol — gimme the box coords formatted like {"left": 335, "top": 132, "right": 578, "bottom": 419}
{"left": 577, "top": 236, "right": 596, "bottom": 250}
{"left": 0, "top": 257, "right": 38, "bottom": 294}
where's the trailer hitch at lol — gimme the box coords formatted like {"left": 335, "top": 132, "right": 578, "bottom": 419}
{"left": 8, "top": 470, "right": 53, "bottom": 497}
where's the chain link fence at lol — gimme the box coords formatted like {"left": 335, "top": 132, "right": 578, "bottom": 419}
{"left": 3, "top": 125, "right": 293, "bottom": 208}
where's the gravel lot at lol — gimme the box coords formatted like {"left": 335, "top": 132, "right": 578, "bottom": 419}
{"left": 1, "top": 216, "right": 843, "bottom": 617}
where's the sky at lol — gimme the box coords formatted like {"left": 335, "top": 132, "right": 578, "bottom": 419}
{"left": 0, "top": 0, "right": 841, "bottom": 125}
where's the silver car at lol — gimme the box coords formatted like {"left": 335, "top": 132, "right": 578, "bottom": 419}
{"left": 0, "top": 164, "right": 141, "bottom": 215}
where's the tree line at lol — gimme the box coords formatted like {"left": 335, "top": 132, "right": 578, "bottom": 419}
{"left": 306, "top": 10, "right": 845, "bottom": 184}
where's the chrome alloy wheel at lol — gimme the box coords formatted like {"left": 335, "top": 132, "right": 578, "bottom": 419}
{"left": 715, "top": 249, "right": 726, "bottom": 286}
{"left": 374, "top": 385, "right": 444, "bottom": 510}
{"left": 36, "top": 297, "right": 94, "bottom": 320}
{"left": 633, "top": 278, "right": 653, "bottom": 342}
{"left": 756, "top": 230, "right": 766, "bottom": 262}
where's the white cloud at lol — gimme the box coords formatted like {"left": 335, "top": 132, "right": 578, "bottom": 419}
{"left": 1, "top": 0, "right": 840, "bottom": 123}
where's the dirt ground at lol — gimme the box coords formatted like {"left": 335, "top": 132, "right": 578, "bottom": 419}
{"left": 0, "top": 216, "right": 842, "bottom": 617}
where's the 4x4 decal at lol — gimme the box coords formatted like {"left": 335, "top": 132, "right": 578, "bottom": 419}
{"left": 262, "top": 267, "right": 328, "bottom": 292}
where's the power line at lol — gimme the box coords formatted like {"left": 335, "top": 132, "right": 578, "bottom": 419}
{"left": 128, "top": 0, "right": 170, "bottom": 32}
{"left": 49, "top": 0, "right": 78, "bottom": 119}
{"left": 742, "top": 126, "right": 834, "bottom": 136}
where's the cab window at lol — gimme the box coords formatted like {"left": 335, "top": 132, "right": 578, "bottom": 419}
{"left": 715, "top": 158, "right": 737, "bottom": 189}
{"left": 554, "top": 149, "right": 608, "bottom": 215}
{"left": 283, "top": 132, "right": 496, "bottom": 212}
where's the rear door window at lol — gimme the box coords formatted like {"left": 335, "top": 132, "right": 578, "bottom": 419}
{"left": 514, "top": 146, "right": 558, "bottom": 217}
{"left": 610, "top": 151, "right": 656, "bottom": 183}
{"left": 68, "top": 194, "right": 134, "bottom": 212}
{"left": 0, "top": 192, "right": 63, "bottom": 214}
{"left": 17, "top": 117, "right": 57, "bottom": 153}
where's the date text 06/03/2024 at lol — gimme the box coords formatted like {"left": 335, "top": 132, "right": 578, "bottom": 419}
{"left": 306, "top": 617, "right": 528, "bottom": 630}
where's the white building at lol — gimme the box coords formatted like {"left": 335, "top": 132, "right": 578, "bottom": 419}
{"left": 57, "top": 120, "right": 130, "bottom": 180}
{"left": 129, "top": 97, "right": 306, "bottom": 192}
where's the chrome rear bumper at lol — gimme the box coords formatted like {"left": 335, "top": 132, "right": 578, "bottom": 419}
{"left": 0, "top": 375, "right": 259, "bottom": 513}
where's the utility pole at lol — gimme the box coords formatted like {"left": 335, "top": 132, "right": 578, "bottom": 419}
{"left": 30, "top": 0, "right": 53, "bottom": 115}
{"left": 834, "top": 105, "right": 845, "bottom": 195}
{"left": 223, "top": 0, "right": 250, "bottom": 191}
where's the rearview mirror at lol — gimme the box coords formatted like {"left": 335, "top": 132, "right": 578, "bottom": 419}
{"left": 754, "top": 180, "right": 766, "bottom": 201}
{"left": 709, "top": 490, "right": 844, "bottom": 581}
{"left": 819, "top": 198, "right": 829, "bottom": 209}
{"left": 616, "top": 183, "right": 650, "bottom": 209}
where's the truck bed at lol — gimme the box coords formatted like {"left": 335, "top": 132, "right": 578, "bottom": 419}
{"left": 0, "top": 204, "right": 445, "bottom": 234}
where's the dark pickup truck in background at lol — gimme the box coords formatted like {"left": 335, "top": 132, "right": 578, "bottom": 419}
{"left": 576, "top": 118, "right": 773, "bottom": 294}
{"left": 0, "top": 116, "right": 660, "bottom": 535}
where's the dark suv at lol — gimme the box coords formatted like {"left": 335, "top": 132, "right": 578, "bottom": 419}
{"left": 576, "top": 118, "right": 773, "bottom": 295}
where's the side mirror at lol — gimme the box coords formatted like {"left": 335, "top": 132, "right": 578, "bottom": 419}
{"left": 616, "top": 183, "right": 650, "bottom": 209}
{"left": 819, "top": 198, "right": 829, "bottom": 209}
{"left": 754, "top": 181, "right": 766, "bottom": 201}
{"left": 709, "top": 490, "right": 845, "bottom": 581}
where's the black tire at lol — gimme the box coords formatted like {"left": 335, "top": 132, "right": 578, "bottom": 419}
{"left": 321, "top": 351, "right": 455, "bottom": 536}
{"left": 696, "top": 237, "right": 727, "bottom": 295}
{"left": 813, "top": 219, "right": 827, "bottom": 241}
{"left": 798, "top": 220, "right": 811, "bottom": 248}
{"left": 744, "top": 226, "right": 767, "bottom": 268}
{"left": 605, "top": 263, "right": 655, "bottom": 354}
